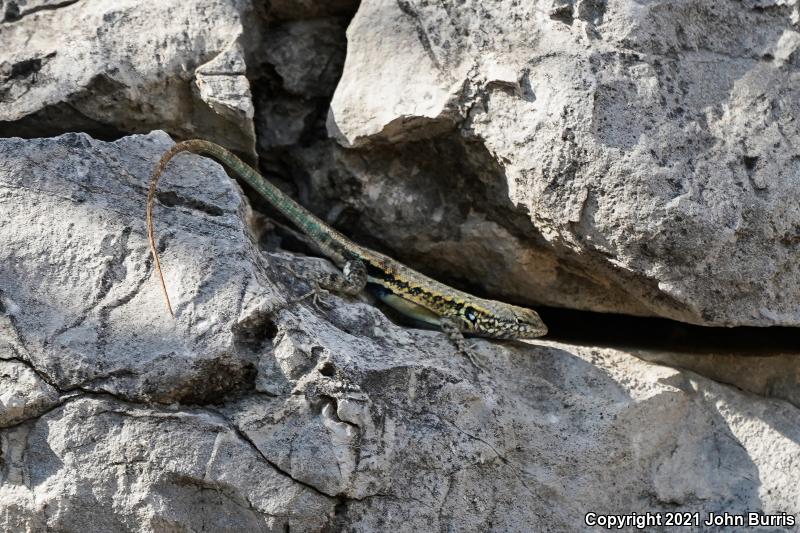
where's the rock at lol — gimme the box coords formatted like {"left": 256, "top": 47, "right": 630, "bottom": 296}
{"left": 633, "top": 348, "right": 800, "bottom": 409}
{"left": 0, "top": 397, "right": 333, "bottom": 531}
{"left": 1, "top": 134, "right": 798, "bottom": 531}
{"left": 255, "top": 95, "right": 319, "bottom": 150}
{"left": 194, "top": 41, "right": 255, "bottom": 144}
{"left": 0, "top": 359, "right": 60, "bottom": 427}
{"left": 252, "top": 17, "right": 348, "bottom": 155}
{"left": 283, "top": 138, "right": 644, "bottom": 318}
{"left": 0, "top": 0, "right": 256, "bottom": 156}
{"left": 0, "top": 131, "right": 270, "bottom": 402}
{"left": 328, "top": 0, "right": 800, "bottom": 327}
{"left": 262, "top": 19, "right": 348, "bottom": 98}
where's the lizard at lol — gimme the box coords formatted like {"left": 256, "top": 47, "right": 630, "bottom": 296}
{"left": 146, "top": 139, "right": 548, "bottom": 356}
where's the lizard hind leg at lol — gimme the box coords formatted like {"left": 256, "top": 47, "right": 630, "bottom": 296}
{"left": 339, "top": 259, "right": 368, "bottom": 295}
{"left": 285, "top": 259, "right": 368, "bottom": 311}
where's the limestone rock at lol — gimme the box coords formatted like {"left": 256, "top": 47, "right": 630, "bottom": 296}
{"left": 0, "top": 131, "right": 270, "bottom": 402}
{"left": 0, "top": 359, "right": 60, "bottom": 427}
{"left": 328, "top": 0, "right": 800, "bottom": 326}
{"left": 0, "top": 0, "right": 256, "bottom": 155}
{"left": 262, "top": 19, "right": 348, "bottom": 98}
{"left": 0, "top": 397, "right": 333, "bottom": 531}
{"left": 252, "top": 17, "right": 348, "bottom": 154}
{"left": 0, "top": 134, "right": 798, "bottom": 531}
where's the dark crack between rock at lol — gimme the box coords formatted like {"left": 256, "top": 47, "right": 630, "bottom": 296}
{"left": 155, "top": 190, "right": 226, "bottom": 218}
{"left": 3, "top": 0, "right": 82, "bottom": 23}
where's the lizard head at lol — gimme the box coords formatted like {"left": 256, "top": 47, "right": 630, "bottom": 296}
{"left": 459, "top": 300, "right": 548, "bottom": 340}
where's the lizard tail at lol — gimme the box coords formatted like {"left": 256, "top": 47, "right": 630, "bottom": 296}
{"left": 147, "top": 138, "right": 345, "bottom": 318}
{"left": 146, "top": 142, "right": 189, "bottom": 318}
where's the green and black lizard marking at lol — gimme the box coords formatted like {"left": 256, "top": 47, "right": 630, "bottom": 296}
{"left": 146, "top": 140, "right": 547, "bottom": 349}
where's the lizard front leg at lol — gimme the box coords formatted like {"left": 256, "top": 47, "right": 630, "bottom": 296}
{"left": 440, "top": 318, "right": 486, "bottom": 371}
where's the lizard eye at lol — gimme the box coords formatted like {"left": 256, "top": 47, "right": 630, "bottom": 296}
{"left": 465, "top": 307, "right": 477, "bottom": 323}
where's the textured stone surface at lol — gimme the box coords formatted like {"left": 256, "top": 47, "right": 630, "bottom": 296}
{"left": 253, "top": 16, "right": 348, "bottom": 153}
{"left": 262, "top": 19, "right": 348, "bottom": 98}
{"left": 328, "top": 0, "right": 800, "bottom": 327}
{"left": 0, "top": 0, "right": 256, "bottom": 155}
{"left": 2, "top": 0, "right": 800, "bottom": 528}
{"left": 0, "top": 397, "right": 333, "bottom": 531}
{"left": 1, "top": 134, "right": 799, "bottom": 531}
{"left": 0, "top": 359, "right": 59, "bottom": 427}
{"left": 0, "top": 132, "right": 270, "bottom": 402}
{"left": 633, "top": 348, "right": 800, "bottom": 409}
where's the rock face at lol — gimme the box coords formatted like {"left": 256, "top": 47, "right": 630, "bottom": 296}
{"left": 0, "top": 0, "right": 257, "bottom": 155}
{"left": 2, "top": 0, "right": 800, "bottom": 530}
{"left": 328, "top": 0, "right": 800, "bottom": 327}
{"left": 1, "top": 134, "right": 799, "bottom": 531}
{"left": 0, "top": 132, "right": 268, "bottom": 403}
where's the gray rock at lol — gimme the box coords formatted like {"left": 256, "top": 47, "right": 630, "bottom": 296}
{"left": 262, "top": 19, "right": 348, "bottom": 98}
{"left": 252, "top": 17, "right": 348, "bottom": 153}
{"left": 0, "top": 0, "right": 256, "bottom": 156}
{"left": 255, "top": 95, "right": 318, "bottom": 150}
{"left": 328, "top": 0, "right": 800, "bottom": 326}
{"left": 0, "top": 359, "right": 59, "bottom": 427}
{"left": 0, "top": 397, "right": 333, "bottom": 531}
{"left": 1, "top": 134, "right": 798, "bottom": 531}
{"left": 633, "top": 348, "right": 800, "bottom": 409}
{"left": 0, "top": 131, "right": 270, "bottom": 402}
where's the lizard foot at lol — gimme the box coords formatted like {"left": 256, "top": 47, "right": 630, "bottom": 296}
{"left": 461, "top": 345, "right": 488, "bottom": 373}
{"left": 278, "top": 263, "right": 335, "bottom": 311}
{"left": 441, "top": 319, "right": 487, "bottom": 372}
{"left": 292, "top": 282, "right": 334, "bottom": 312}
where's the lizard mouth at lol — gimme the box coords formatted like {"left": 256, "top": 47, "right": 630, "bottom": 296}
{"left": 494, "top": 323, "right": 548, "bottom": 340}
{"left": 517, "top": 322, "right": 549, "bottom": 339}
{"left": 469, "top": 318, "right": 548, "bottom": 340}
{"left": 500, "top": 316, "right": 549, "bottom": 339}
